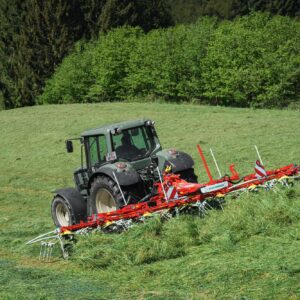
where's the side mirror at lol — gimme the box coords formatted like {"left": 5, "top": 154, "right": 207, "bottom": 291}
{"left": 66, "top": 140, "right": 73, "bottom": 153}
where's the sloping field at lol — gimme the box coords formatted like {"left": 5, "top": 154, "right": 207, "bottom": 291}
{"left": 0, "top": 103, "right": 299, "bottom": 299}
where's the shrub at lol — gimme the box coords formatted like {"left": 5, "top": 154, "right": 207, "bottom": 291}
{"left": 202, "top": 13, "right": 300, "bottom": 108}
{"left": 87, "top": 27, "right": 144, "bottom": 102}
{"left": 39, "top": 41, "right": 95, "bottom": 104}
{"left": 40, "top": 27, "right": 143, "bottom": 104}
{"left": 40, "top": 13, "right": 300, "bottom": 108}
{"left": 125, "top": 17, "right": 217, "bottom": 101}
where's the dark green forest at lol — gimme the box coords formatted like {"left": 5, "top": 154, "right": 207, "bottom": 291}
{"left": 171, "top": 0, "right": 300, "bottom": 23}
{"left": 0, "top": 0, "right": 299, "bottom": 110}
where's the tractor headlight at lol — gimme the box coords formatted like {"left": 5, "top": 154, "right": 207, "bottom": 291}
{"left": 145, "top": 120, "right": 155, "bottom": 126}
{"left": 111, "top": 128, "right": 122, "bottom": 135}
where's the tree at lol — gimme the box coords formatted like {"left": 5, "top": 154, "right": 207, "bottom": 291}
{"left": 0, "top": 0, "right": 174, "bottom": 109}
{"left": 79, "top": 0, "right": 105, "bottom": 39}
{"left": 169, "top": 0, "right": 300, "bottom": 23}
{"left": 247, "top": 0, "right": 300, "bottom": 17}
{"left": 18, "top": 0, "right": 85, "bottom": 106}
{"left": 0, "top": 0, "right": 85, "bottom": 108}
{"left": 0, "top": 0, "right": 25, "bottom": 108}
{"left": 99, "top": 0, "right": 174, "bottom": 32}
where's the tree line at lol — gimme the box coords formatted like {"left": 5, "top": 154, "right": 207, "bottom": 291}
{"left": 39, "top": 13, "right": 300, "bottom": 108}
{"left": 0, "top": 0, "right": 173, "bottom": 110}
{"left": 0, "top": 0, "right": 299, "bottom": 110}
{"left": 171, "top": 0, "right": 300, "bottom": 23}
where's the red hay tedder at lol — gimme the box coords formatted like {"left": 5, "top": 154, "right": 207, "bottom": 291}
{"left": 59, "top": 145, "right": 299, "bottom": 234}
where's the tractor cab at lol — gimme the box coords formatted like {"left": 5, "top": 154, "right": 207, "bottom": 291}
{"left": 66, "top": 119, "right": 162, "bottom": 194}
{"left": 81, "top": 119, "right": 161, "bottom": 172}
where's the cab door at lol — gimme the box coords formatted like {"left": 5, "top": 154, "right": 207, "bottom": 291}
{"left": 85, "top": 135, "right": 108, "bottom": 171}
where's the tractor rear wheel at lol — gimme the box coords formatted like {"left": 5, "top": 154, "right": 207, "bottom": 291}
{"left": 90, "top": 176, "right": 122, "bottom": 214}
{"left": 177, "top": 168, "right": 198, "bottom": 183}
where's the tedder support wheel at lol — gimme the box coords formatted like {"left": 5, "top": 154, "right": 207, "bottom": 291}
{"left": 90, "top": 176, "right": 123, "bottom": 214}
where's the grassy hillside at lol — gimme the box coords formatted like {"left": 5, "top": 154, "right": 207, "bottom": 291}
{"left": 0, "top": 103, "right": 299, "bottom": 299}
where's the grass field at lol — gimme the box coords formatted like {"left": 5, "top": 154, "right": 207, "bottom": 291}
{"left": 0, "top": 103, "right": 299, "bottom": 299}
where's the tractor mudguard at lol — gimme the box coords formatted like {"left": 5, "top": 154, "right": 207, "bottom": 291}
{"left": 88, "top": 164, "right": 141, "bottom": 188}
{"left": 54, "top": 188, "right": 87, "bottom": 222}
{"left": 156, "top": 149, "right": 194, "bottom": 173}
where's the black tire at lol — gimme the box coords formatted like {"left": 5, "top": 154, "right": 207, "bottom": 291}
{"left": 51, "top": 197, "right": 73, "bottom": 227}
{"left": 177, "top": 168, "right": 198, "bottom": 183}
{"left": 51, "top": 190, "right": 87, "bottom": 227}
{"left": 90, "top": 176, "right": 123, "bottom": 214}
{"left": 90, "top": 176, "right": 145, "bottom": 214}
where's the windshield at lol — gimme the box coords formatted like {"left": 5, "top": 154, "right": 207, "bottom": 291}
{"left": 112, "top": 126, "right": 156, "bottom": 161}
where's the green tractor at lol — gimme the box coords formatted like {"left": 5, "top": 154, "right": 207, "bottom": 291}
{"left": 51, "top": 119, "right": 197, "bottom": 227}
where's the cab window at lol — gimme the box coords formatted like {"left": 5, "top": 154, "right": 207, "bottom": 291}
{"left": 112, "top": 126, "right": 153, "bottom": 161}
{"left": 98, "top": 135, "right": 108, "bottom": 161}
{"left": 88, "top": 135, "right": 108, "bottom": 166}
{"left": 88, "top": 137, "right": 99, "bottom": 166}
{"left": 131, "top": 127, "right": 150, "bottom": 150}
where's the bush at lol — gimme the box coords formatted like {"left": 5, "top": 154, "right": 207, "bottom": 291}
{"left": 125, "top": 17, "right": 217, "bottom": 101}
{"left": 0, "top": 92, "right": 4, "bottom": 110}
{"left": 87, "top": 27, "right": 144, "bottom": 102}
{"left": 40, "top": 27, "right": 143, "bottom": 104}
{"left": 39, "top": 41, "right": 96, "bottom": 104}
{"left": 202, "top": 13, "right": 300, "bottom": 108}
{"left": 40, "top": 13, "right": 300, "bottom": 108}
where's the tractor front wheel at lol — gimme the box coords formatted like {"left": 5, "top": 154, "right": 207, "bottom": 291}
{"left": 51, "top": 197, "right": 72, "bottom": 227}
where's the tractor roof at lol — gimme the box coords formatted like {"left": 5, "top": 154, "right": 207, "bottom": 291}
{"left": 81, "top": 119, "right": 150, "bottom": 137}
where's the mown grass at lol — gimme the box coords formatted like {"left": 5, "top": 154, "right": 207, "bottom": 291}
{"left": 0, "top": 102, "right": 299, "bottom": 299}
{"left": 73, "top": 187, "right": 300, "bottom": 268}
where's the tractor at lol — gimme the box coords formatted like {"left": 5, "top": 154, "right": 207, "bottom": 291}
{"left": 51, "top": 119, "right": 198, "bottom": 227}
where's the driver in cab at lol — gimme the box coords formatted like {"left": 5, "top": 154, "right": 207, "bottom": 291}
{"left": 115, "top": 131, "right": 140, "bottom": 160}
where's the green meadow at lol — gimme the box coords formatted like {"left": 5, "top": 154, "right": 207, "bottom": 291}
{"left": 0, "top": 103, "right": 299, "bottom": 299}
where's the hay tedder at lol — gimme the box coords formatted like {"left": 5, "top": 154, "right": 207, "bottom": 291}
{"left": 26, "top": 119, "right": 300, "bottom": 260}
